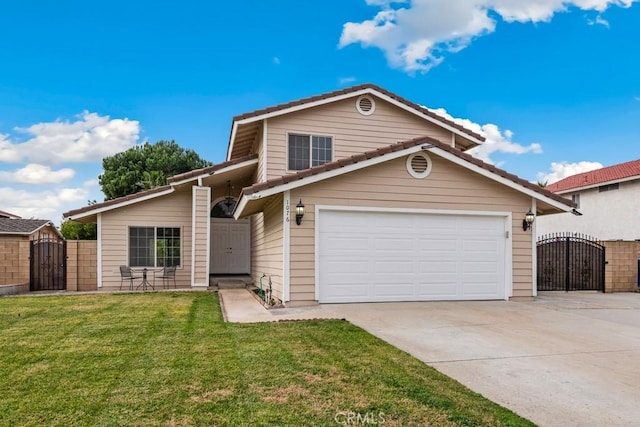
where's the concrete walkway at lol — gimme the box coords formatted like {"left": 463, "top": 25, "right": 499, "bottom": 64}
{"left": 219, "top": 289, "right": 640, "bottom": 427}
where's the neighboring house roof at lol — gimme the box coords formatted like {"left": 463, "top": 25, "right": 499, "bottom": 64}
{"left": 236, "top": 135, "right": 575, "bottom": 218}
{"left": 547, "top": 158, "right": 640, "bottom": 193}
{"left": 227, "top": 83, "right": 486, "bottom": 160}
{"left": 0, "top": 219, "right": 59, "bottom": 236}
{"left": 0, "top": 210, "right": 22, "bottom": 219}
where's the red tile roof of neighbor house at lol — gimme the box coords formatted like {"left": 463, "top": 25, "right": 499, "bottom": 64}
{"left": 242, "top": 135, "right": 575, "bottom": 208}
{"left": 231, "top": 83, "right": 486, "bottom": 143}
{"left": 546, "top": 158, "right": 640, "bottom": 193}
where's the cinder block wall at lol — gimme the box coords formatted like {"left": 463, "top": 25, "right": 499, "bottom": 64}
{"left": 67, "top": 240, "right": 98, "bottom": 291}
{"left": 0, "top": 237, "right": 30, "bottom": 286}
{"left": 603, "top": 241, "right": 640, "bottom": 292}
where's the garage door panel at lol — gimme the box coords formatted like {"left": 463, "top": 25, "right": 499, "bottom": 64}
{"left": 319, "top": 210, "right": 507, "bottom": 303}
{"left": 373, "top": 282, "right": 415, "bottom": 298}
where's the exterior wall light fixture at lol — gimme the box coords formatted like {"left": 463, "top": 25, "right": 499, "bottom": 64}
{"left": 522, "top": 210, "right": 535, "bottom": 231}
{"left": 295, "top": 199, "right": 305, "bottom": 225}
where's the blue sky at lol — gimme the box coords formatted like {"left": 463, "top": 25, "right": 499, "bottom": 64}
{"left": 1, "top": 0, "right": 639, "bottom": 223}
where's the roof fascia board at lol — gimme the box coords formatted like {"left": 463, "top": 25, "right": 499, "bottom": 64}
{"left": 226, "top": 122, "right": 239, "bottom": 161}
{"left": 1, "top": 222, "right": 61, "bottom": 237}
{"left": 555, "top": 175, "right": 640, "bottom": 194}
{"left": 423, "top": 145, "right": 574, "bottom": 212}
{"left": 229, "top": 87, "right": 484, "bottom": 148}
{"left": 66, "top": 188, "right": 175, "bottom": 221}
{"left": 250, "top": 146, "right": 423, "bottom": 198}
{"left": 233, "top": 89, "right": 372, "bottom": 126}
{"left": 170, "top": 157, "right": 259, "bottom": 186}
{"left": 373, "top": 92, "right": 484, "bottom": 146}
{"left": 237, "top": 143, "right": 573, "bottom": 217}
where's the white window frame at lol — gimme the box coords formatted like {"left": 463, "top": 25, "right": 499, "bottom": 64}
{"left": 128, "top": 226, "right": 183, "bottom": 268}
{"left": 571, "top": 193, "right": 580, "bottom": 209}
{"left": 286, "top": 132, "right": 334, "bottom": 172}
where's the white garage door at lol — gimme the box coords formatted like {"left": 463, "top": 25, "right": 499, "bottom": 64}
{"left": 318, "top": 210, "right": 507, "bottom": 303}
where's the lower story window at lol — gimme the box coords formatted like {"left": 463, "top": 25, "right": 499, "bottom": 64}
{"left": 129, "top": 227, "right": 181, "bottom": 267}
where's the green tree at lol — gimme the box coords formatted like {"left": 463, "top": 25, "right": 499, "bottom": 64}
{"left": 60, "top": 221, "right": 97, "bottom": 240}
{"left": 98, "top": 140, "right": 211, "bottom": 200}
{"left": 60, "top": 200, "right": 98, "bottom": 240}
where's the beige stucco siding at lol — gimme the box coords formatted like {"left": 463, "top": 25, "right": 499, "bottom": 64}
{"left": 100, "top": 188, "right": 193, "bottom": 288}
{"left": 250, "top": 194, "right": 284, "bottom": 301}
{"left": 192, "top": 186, "right": 210, "bottom": 286}
{"left": 289, "top": 153, "right": 533, "bottom": 303}
{"left": 266, "top": 96, "right": 453, "bottom": 180}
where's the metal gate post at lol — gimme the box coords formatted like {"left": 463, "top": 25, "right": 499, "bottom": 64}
{"left": 565, "top": 236, "right": 570, "bottom": 292}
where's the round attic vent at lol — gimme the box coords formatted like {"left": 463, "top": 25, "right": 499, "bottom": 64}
{"left": 406, "top": 152, "right": 432, "bottom": 179}
{"left": 356, "top": 95, "right": 375, "bottom": 116}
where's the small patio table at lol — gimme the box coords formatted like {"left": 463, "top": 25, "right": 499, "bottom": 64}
{"left": 132, "top": 267, "right": 159, "bottom": 291}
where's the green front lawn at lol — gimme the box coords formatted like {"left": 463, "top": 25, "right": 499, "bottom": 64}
{"left": 0, "top": 292, "right": 532, "bottom": 426}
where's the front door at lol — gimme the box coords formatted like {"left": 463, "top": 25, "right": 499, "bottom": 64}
{"left": 210, "top": 218, "right": 250, "bottom": 274}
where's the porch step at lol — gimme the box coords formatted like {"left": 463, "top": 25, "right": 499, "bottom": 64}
{"left": 217, "top": 280, "right": 248, "bottom": 289}
{"left": 210, "top": 275, "right": 252, "bottom": 289}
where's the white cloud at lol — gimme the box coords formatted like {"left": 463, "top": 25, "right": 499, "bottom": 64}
{"left": 0, "top": 164, "right": 75, "bottom": 184}
{"left": 0, "top": 186, "right": 89, "bottom": 222}
{"left": 340, "top": 0, "right": 637, "bottom": 72}
{"left": 588, "top": 14, "right": 610, "bottom": 26}
{"left": 427, "top": 107, "right": 543, "bottom": 163}
{"left": 537, "top": 161, "right": 603, "bottom": 184}
{"left": 339, "top": 76, "right": 357, "bottom": 85}
{"left": 3, "top": 112, "right": 139, "bottom": 165}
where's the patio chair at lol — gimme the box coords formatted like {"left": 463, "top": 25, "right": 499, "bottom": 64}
{"left": 154, "top": 266, "right": 177, "bottom": 289}
{"left": 119, "top": 265, "right": 140, "bottom": 290}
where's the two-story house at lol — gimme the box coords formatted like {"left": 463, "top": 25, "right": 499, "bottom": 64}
{"left": 536, "top": 158, "right": 640, "bottom": 240}
{"left": 64, "top": 84, "right": 574, "bottom": 306}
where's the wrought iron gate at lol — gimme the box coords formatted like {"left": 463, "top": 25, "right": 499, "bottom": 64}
{"left": 30, "top": 237, "right": 67, "bottom": 291}
{"left": 537, "top": 233, "right": 605, "bottom": 292}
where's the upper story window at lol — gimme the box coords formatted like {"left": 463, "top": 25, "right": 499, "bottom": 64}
{"left": 598, "top": 183, "right": 619, "bottom": 192}
{"left": 571, "top": 194, "right": 580, "bottom": 208}
{"left": 288, "top": 134, "right": 332, "bottom": 171}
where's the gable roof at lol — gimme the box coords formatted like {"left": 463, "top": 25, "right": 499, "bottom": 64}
{"left": 0, "top": 219, "right": 57, "bottom": 236}
{"left": 167, "top": 153, "right": 258, "bottom": 184}
{"left": 0, "top": 210, "right": 21, "bottom": 219}
{"left": 63, "top": 154, "right": 259, "bottom": 221}
{"left": 235, "top": 135, "right": 575, "bottom": 218}
{"left": 227, "top": 83, "right": 486, "bottom": 161}
{"left": 547, "top": 158, "right": 640, "bottom": 193}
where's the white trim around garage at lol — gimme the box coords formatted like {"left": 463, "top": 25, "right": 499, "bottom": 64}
{"left": 314, "top": 205, "right": 513, "bottom": 302}
{"left": 283, "top": 190, "right": 291, "bottom": 302}
{"left": 531, "top": 198, "right": 538, "bottom": 298}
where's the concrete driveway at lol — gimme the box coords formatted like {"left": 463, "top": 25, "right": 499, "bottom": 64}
{"left": 221, "top": 290, "right": 640, "bottom": 426}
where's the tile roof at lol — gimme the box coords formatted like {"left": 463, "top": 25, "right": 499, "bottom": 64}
{"left": 0, "top": 219, "right": 52, "bottom": 234}
{"left": 242, "top": 135, "right": 574, "bottom": 208}
{"left": 232, "top": 83, "right": 486, "bottom": 143}
{"left": 63, "top": 185, "right": 172, "bottom": 219}
{"left": 546, "top": 158, "right": 640, "bottom": 193}
{"left": 167, "top": 153, "right": 258, "bottom": 183}
{"left": 0, "top": 210, "right": 21, "bottom": 219}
